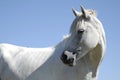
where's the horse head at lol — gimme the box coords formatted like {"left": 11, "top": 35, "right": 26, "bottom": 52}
{"left": 61, "top": 6, "right": 104, "bottom": 67}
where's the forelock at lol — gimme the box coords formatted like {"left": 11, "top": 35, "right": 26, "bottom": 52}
{"left": 87, "top": 9, "right": 97, "bottom": 17}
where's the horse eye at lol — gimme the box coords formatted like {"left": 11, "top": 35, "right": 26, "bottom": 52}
{"left": 77, "top": 29, "right": 84, "bottom": 34}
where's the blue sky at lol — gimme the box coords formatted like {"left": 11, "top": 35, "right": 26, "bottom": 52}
{"left": 0, "top": 0, "right": 120, "bottom": 80}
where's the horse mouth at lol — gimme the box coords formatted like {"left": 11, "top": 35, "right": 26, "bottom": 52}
{"left": 60, "top": 56, "right": 75, "bottom": 67}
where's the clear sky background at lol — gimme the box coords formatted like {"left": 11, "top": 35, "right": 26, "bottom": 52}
{"left": 0, "top": 0, "right": 119, "bottom": 80}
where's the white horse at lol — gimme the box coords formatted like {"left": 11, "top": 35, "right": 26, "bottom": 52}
{"left": 0, "top": 6, "right": 106, "bottom": 80}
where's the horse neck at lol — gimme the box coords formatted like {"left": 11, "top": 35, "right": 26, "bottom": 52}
{"left": 54, "top": 36, "right": 72, "bottom": 54}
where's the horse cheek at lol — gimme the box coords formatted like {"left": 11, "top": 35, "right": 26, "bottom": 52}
{"left": 84, "top": 31, "right": 99, "bottom": 49}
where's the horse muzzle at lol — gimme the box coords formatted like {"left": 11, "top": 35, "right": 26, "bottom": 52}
{"left": 60, "top": 51, "right": 77, "bottom": 67}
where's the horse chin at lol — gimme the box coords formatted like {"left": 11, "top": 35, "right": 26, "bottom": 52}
{"left": 65, "top": 62, "right": 76, "bottom": 67}
{"left": 61, "top": 62, "right": 74, "bottom": 67}
{"left": 61, "top": 59, "right": 76, "bottom": 67}
{"left": 68, "top": 63, "right": 76, "bottom": 67}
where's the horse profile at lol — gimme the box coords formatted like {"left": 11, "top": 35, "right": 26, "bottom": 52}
{"left": 0, "top": 6, "right": 106, "bottom": 80}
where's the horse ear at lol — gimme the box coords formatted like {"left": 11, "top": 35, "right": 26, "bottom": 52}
{"left": 72, "top": 8, "right": 80, "bottom": 17}
{"left": 80, "top": 6, "right": 87, "bottom": 18}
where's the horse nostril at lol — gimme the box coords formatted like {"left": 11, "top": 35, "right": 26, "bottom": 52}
{"left": 61, "top": 54, "right": 67, "bottom": 60}
{"left": 77, "top": 29, "right": 84, "bottom": 34}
